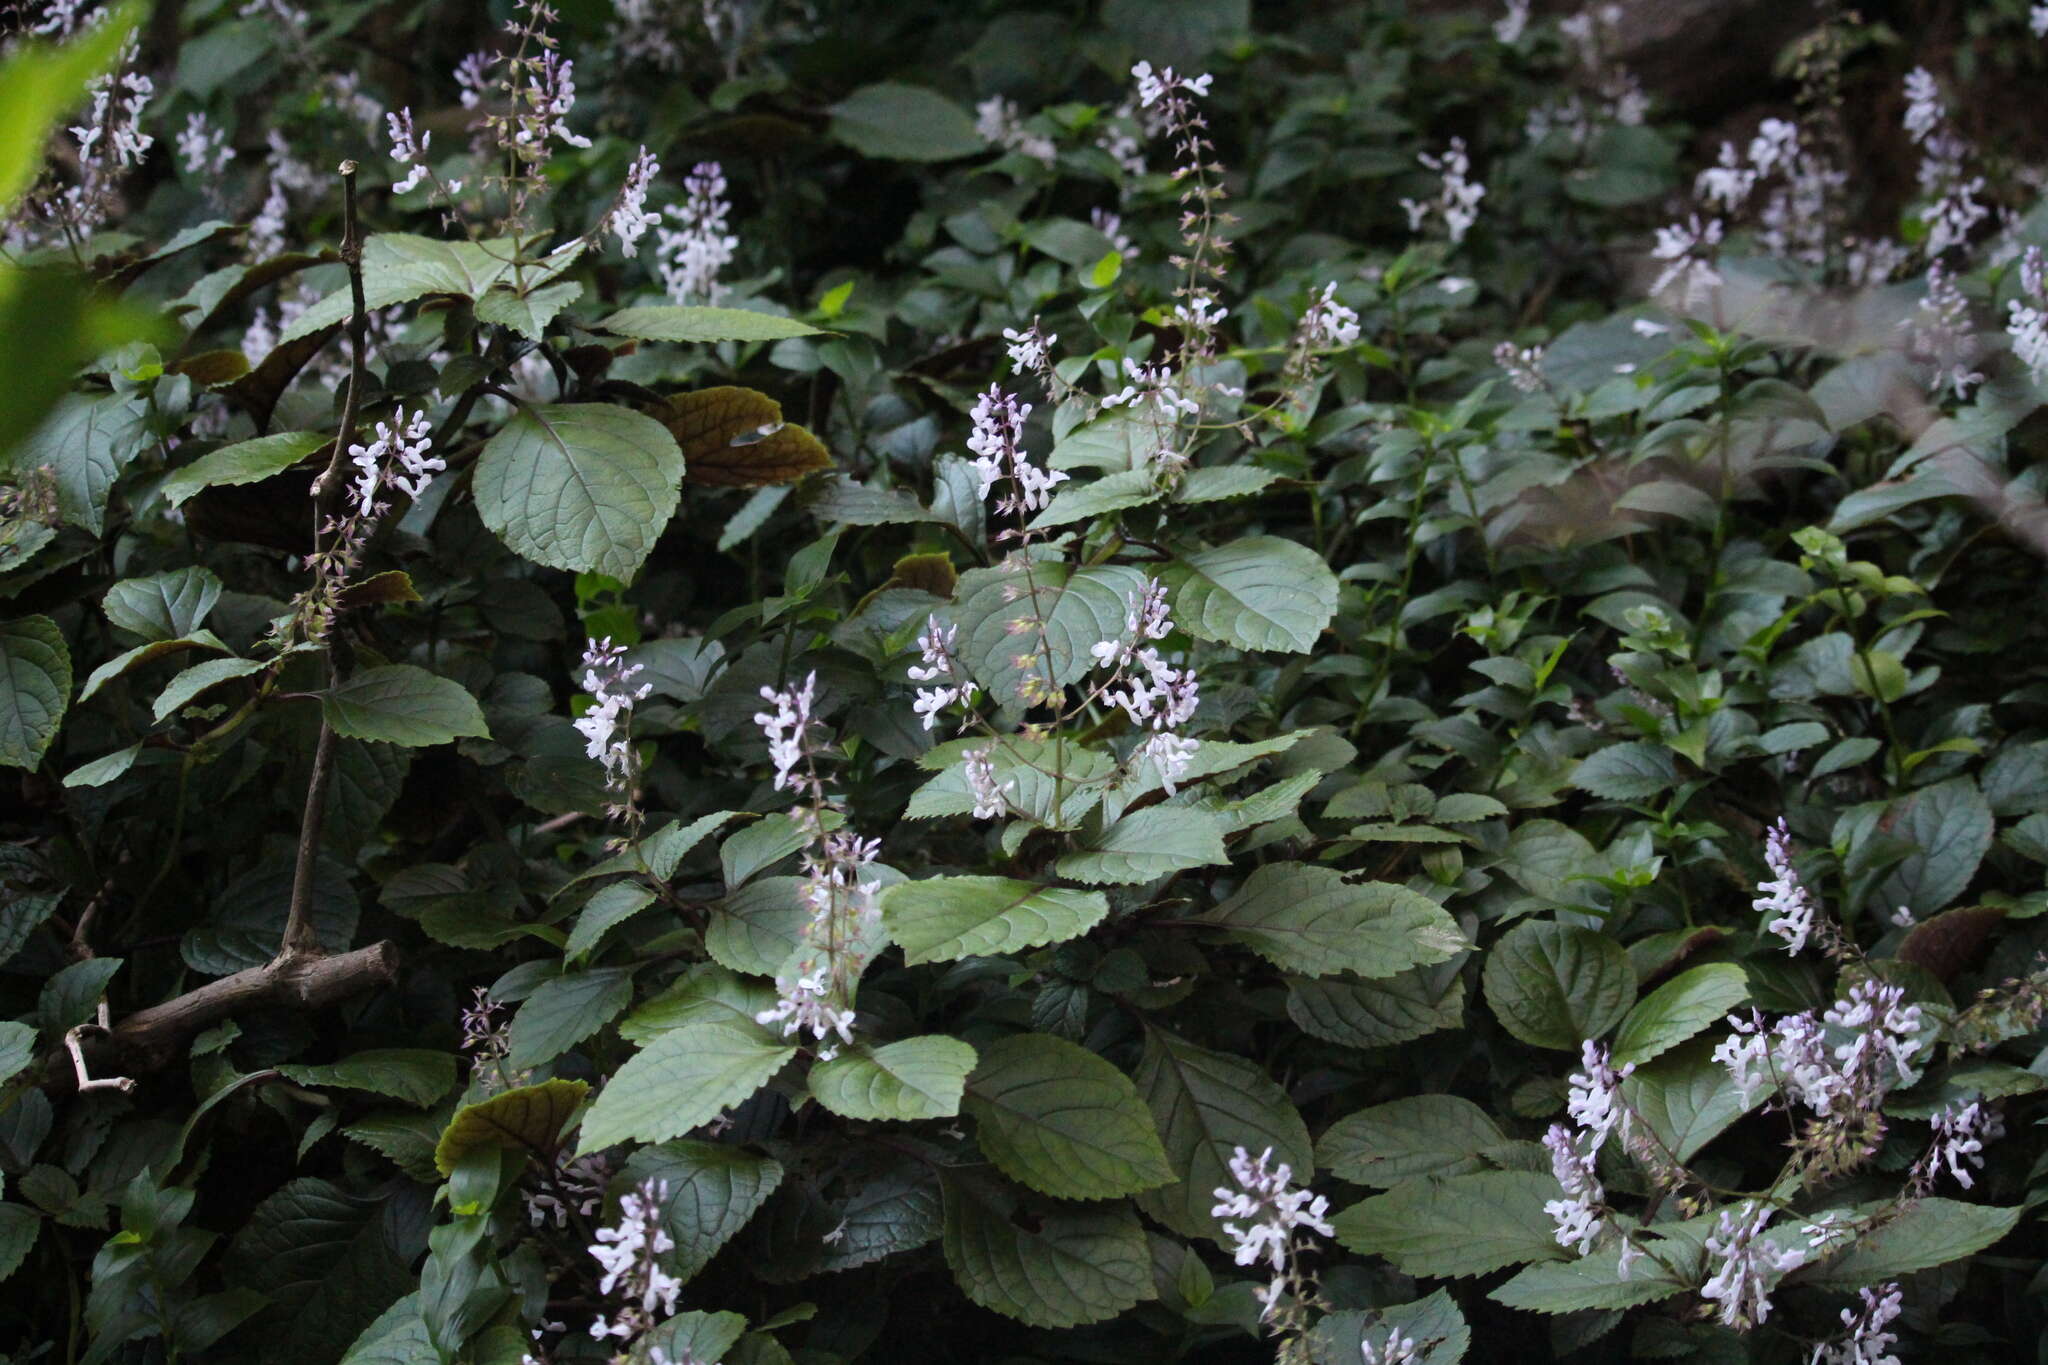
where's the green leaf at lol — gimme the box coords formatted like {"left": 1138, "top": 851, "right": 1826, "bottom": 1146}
{"left": 1490, "top": 1241, "right": 1693, "bottom": 1314}
{"left": 0, "top": 1020, "right": 38, "bottom": 1085}
{"left": 565, "top": 883, "right": 658, "bottom": 961}
{"left": 720, "top": 812, "right": 825, "bottom": 887}
{"left": 38, "top": 956, "right": 121, "bottom": 1035}
{"left": 643, "top": 1312, "right": 750, "bottom": 1365}
{"left": 1054, "top": 806, "right": 1229, "bottom": 884}
{"left": 337, "top": 1292, "right": 435, "bottom": 1365}
{"left": 9, "top": 392, "right": 149, "bottom": 534}
{"left": 182, "top": 852, "right": 358, "bottom": 975}
{"left": 1795, "top": 1200, "right": 2021, "bottom": 1290}
{"left": 950, "top": 561, "right": 1149, "bottom": 709}
{"left": 0, "top": 8, "right": 138, "bottom": 212}
{"left": 963, "top": 1033, "right": 1173, "bottom": 1200}
{"left": 1610, "top": 964, "right": 1748, "bottom": 1067}
{"left": 1132, "top": 1030, "right": 1312, "bottom": 1240}
{"left": 705, "top": 877, "right": 809, "bottom": 977}
{"left": 620, "top": 1139, "right": 784, "bottom": 1281}
{"left": 435, "top": 1078, "right": 589, "bottom": 1175}
{"left": 642, "top": 810, "right": 744, "bottom": 880}
{"left": 322, "top": 665, "right": 490, "bottom": 747}
{"left": 1482, "top": 920, "right": 1636, "bottom": 1050}
{"left": 1177, "top": 466, "right": 1282, "bottom": 504}
{"left": 828, "top": 83, "right": 986, "bottom": 161}
{"left": 1310, "top": 1291, "right": 1471, "bottom": 1365}
{"left": 474, "top": 280, "right": 582, "bottom": 340}
{"left": 1572, "top": 741, "right": 1680, "bottom": 801}
{"left": 0, "top": 615, "right": 70, "bottom": 769}
{"left": 622, "top": 965, "right": 776, "bottom": 1042}
{"left": 506, "top": 968, "right": 635, "bottom": 1070}
{"left": 1877, "top": 777, "right": 1993, "bottom": 913}
{"left": 474, "top": 403, "right": 684, "bottom": 581}
{"left": 809, "top": 1036, "right": 977, "bottom": 1121}
{"left": 152, "top": 655, "right": 264, "bottom": 721}
{"left": 1317, "top": 1096, "right": 1508, "bottom": 1188}
{"left": 0, "top": 1203, "right": 37, "bottom": 1285}
{"left": 1200, "top": 863, "right": 1468, "bottom": 979}
{"left": 279, "top": 234, "right": 543, "bottom": 343}
{"left": 160, "top": 430, "right": 327, "bottom": 507}
{"left": 1498, "top": 820, "right": 1601, "bottom": 904}
{"left": 815, "top": 1161, "right": 943, "bottom": 1273}
{"left": 1287, "top": 967, "right": 1467, "bottom": 1048}
{"left": 276, "top": 1050, "right": 455, "bottom": 1108}
{"left": 222, "top": 1177, "right": 416, "bottom": 1356}
{"left": 1027, "top": 468, "right": 1162, "bottom": 529}
{"left": 77, "top": 632, "right": 230, "bottom": 703}
{"left": 598, "top": 306, "right": 823, "bottom": 344}
{"left": 577, "top": 1024, "right": 795, "bottom": 1154}
{"left": 1622, "top": 1036, "right": 1769, "bottom": 1162}
{"left": 881, "top": 877, "right": 1109, "bottom": 965}
{"left": 1166, "top": 536, "right": 1337, "bottom": 653}
{"left": 1331, "top": 1172, "right": 1566, "bottom": 1278}
{"left": 102, "top": 568, "right": 222, "bottom": 642}
{"left": 940, "top": 1172, "right": 1153, "bottom": 1327}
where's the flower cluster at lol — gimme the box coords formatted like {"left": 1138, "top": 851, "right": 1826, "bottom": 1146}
{"left": 1093, "top": 580, "right": 1201, "bottom": 791}
{"left": 1494, "top": 341, "right": 1546, "bottom": 394}
{"left": 587, "top": 1179, "right": 681, "bottom": 1345}
{"left": 1359, "top": 1331, "right": 1418, "bottom": 1365}
{"left": 573, "top": 638, "right": 652, "bottom": 830}
{"left": 604, "top": 146, "right": 661, "bottom": 257}
{"left": 1700, "top": 1201, "right": 1806, "bottom": 1330}
{"left": 1211, "top": 1145, "right": 1334, "bottom": 1328}
{"left": 176, "top": 112, "right": 233, "bottom": 179}
{"left": 1901, "top": 67, "right": 1987, "bottom": 260}
{"left": 966, "top": 384, "right": 1066, "bottom": 521}
{"left": 1909, "top": 260, "right": 1984, "bottom": 401}
{"left": 1298, "top": 283, "right": 1361, "bottom": 350}
{"left": 1401, "top": 138, "right": 1485, "bottom": 244}
{"left": 385, "top": 108, "right": 431, "bottom": 194}
{"left": 1540, "top": 1041, "right": 1637, "bottom": 1255}
{"left": 755, "top": 671, "right": 819, "bottom": 794}
{"left": 1002, "top": 321, "right": 1056, "bottom": 378}
{"left": 1916, "top": 1098, "right": 2004, "bottom": 1192}
{"left": 1693, "top": 117, "right": 1845, "bottom": 269}
{"left": 348, "top": 407, "right": 442, "bottom": 516}
{"left": 976, "top": 96, "right": 1056, "bottom": 167}
{"left": 523, "top": 1151, "right": 607, "bottom": 1229}
{"left": 1815, "top": 1282, "right": 1904, "bottom": 1365}
{"left": 907, "top": 616, "right": 977, "bottom": 732}
{"left": 22, "top": 32, "right": 155, "bottom": 240}
{"left": 656, "top": 161, "right": 739, "bottom": 304}
{"left": 2008, "top": 246, "right": 2048, "bottom": 388}
{"left": 1754, "top": 817, "right": 1818, "bottom": 954}
{"left": 1649, "top": 214, "right": 1725, "bottom": 314}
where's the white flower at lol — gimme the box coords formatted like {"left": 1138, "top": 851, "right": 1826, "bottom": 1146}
{"left": 1701, "top": 1201, "right": 1806, "bottom": 1330}
{"left": 176, "top": 112, "right": 233, "bottom": 177}
{"left": 1754, "top": 817, "right": 1817, "bottom": 953}
{"left": 1301, "top": 282, "right": 1362, "bottom": 348}
{"left": 386, "top": 108, "right": 430, "bottom": 193}
{"left": 1565, "top": 1040, "right": 1633, "bottom": 1150}
{"left": 963, "top": 745, "right": 1011, "bottom": 820}
{"left": 2034, "top": 3, "right": 2048, "bottom": 37}
{"left": 609, "top": 146, "right": 661, "bottom": 257}
{"left": 1926, "top": 1099, "right": 2003, "bottom": 1190}
{"left": 976, "top": 95, "right": 1057, "bottom": 166}
{"left": 1902, "top": 68, "right": 1944, "bottom": 145}
{"left": 1438, "top": 275, "right": 1474, "bottom": 295}
{"left": 1002, "top": 322, "right": 1056, "bottom": 374}
{"left": 1814, "top": 1282, "right": 1903, "bottom": 1365}
{"left": 347, "top": 407, "right": 440, "bottom": 515}
{"left": 573, "top": 638, "right": 652, "bottom": 794}
{"left": 966, "top": 384, "right": 1067, "bottom": 515}
{"left": 1713, "top": 1010, "right": 1772, "bottom": 1107}
{"left": 656, "top": 161, "right": 739, "bottom": 304}
{"left": 1493, "top": 0, "right": 1530, "bottom": 43}
{"left": 1650, "top": 214, "right": 1724, "bottom": 310}
{"left": 587, "top": 1179, "right": 681, "bottom": 1342}
{"left": 754, "top": 672, "right": 819, "bottom": 791}
{"left": 1406, "top": 137, "right": 1486, "bottom": 243}
{"left": 1210, "top": 1145, "right": 1333, "bottom": 1321}
{"left": 1361, "top": 1330, "right": 1418, "bottom": 1365}
{"left": 1541, "top": 1122, "right": 1604, "bottom": 1253}
{"left": 1695, "top": 143, "right": 1756, "bottom": 212}
{"left": 1131, "top": 60, "right": 1213, "bottom": 109}
{"left": 1494, "top": 340, "right": 1545, "bottom": 394}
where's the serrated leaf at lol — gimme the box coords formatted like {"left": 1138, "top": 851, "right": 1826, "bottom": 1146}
{"left": 1877, "top": 777, "right": 1993, "bottom": 914}
{"left": 322, "top": 665, "right": 489, "bottom": 747}
{"left": 102, "top": 567, "right": 222, "bottom": 642}
{"left": 828, "top": 83, "right": 986, "bottom": 161}
{"left": 1054, "top": 806, "right": 1229, "bottom": 884}
{"left": 1482, "top": 920, "right": 1636, "bottom": 1050}
{"left": 183, "top": 853, "right": 357, "bottom": 974}
{"left": 37, "top": 955, "right": 121, "bottom": 1035}
{"left": 1621, "top": 1036, "right": 1768, "bottom": 1162}
{"left": 1610, "top": 964, "right": 1748, "bottom": 1067}
{"left": 815, "top": 1161, "right": 943, "bottom": 1273}
{"left": 434, "top": 1078, "right": 588, "bottom": 1175}
{"left": 1200, "top": 862, "right": 1468, "bottom": 978}
{"left": 809, "top": 1035, "right": 977, "bottom": 1121}
{"left": 0, "top": 1021, "right": 36, "bottom": 1085}
{"left": 1317, "top": 1096, "right": 1508, "bottom": 1188}
{"left": 620, "top": 1140, "right": 784, "bottom": 1281}
{"left": 950, "top": 561, "right": 1149, "bottom": 708}
{"left": 473, "top": 279, "right": 582, "bottom": 340}
{"left": 222, "top": 1176, "right": 416, "bottom": 1356}
{"left": 577, "top": 1024, "right": 795, "bottom": 1154}
{"left": 643, "top": 1311, "right": 750, "bottom": 1364}
{"left": 1331, "top": 1172, "right": 1566, "bottom": 1278}
{"left": 474, "top": 403, "right": 684, "bottom": 580}
{"left": 600, "top": 306, "right": 823, "bottom": 344}
{"left": 152, "top": 655, "right": 263, "bottom": 721}
{"left": 651, "top": 387, "right": 833, "bottom": 487}
{"left": 1794, "top": 1199, "right": 2020, "bottom": 1290}
{"left": 11, "top": 393, "right": 150, "bottom": 534}
{"left": 1133, "top": 1030, "right": 1312, "bottom": 1240}
{"left": 881, "top": 877, "right": 1109, "bottom": 965}
{"left": 276, "top": 1050, "right": 455, "bottom": 1107}
{"left": 506, "top": 968, "right": 634, "bottom": 1070}
{"left": 1167, "top": 536, "right": 1336, "bottom": 653}
{"left": 621, "top": 965, "right": 776, "bottom": 1042}
{"left": 77, "top": 632, "right": 230, "bottom": 702}
{"left": 565, "top": 883, "right": 658, "bottom": 960}
{"left": 1572, "top": 741, "right": 1681, "bottom": 801}
{"left": 1489, "top": 1242, "right": 1692, "bottom": 1314}
{"left": 1310, "top": 1291, "right": 1471, "bottom": 1365}
{"left": 1287, "top": 968, "right": 1467, "bottom": 1048}
{"left": 0, "top": 615, "right": 69, "bottom": 769}
{"left": 0, "top": 1203, "right": 37, "bottom": 1285}
{"left": 940, "top": 1172, "right": 1153, "bottom": 1327}
{"left": 963, "top": 1033, "right": 1173, "bottom": 1200}
{"left": 159, "top": 431, "right": 327, "bottom": 507}
{"left": 705, "top": 877, "right": 809, "bottom": 977}
{"left": 1177, "top": 466, "right": 1281, "bottom": 503}
{"left": 1027, "top": 468, "right": 1162, "bottom": 529}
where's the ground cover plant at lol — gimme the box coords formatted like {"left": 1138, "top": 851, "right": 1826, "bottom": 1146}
{"left": 5, "top": 0, "right": 2048, "bottom": 1361}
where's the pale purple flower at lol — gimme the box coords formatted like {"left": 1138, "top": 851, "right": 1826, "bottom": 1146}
{"left": 906, "top": 615, "right": 978, "bottom": 731}
{"left": 1210, "top": 1145, "right": 1333, "bottom": 1322}
{"left": 755, "top": 672, "right": 819, "bottom": 791}
{"left": 347, "top": 407, "right": 440, "bottom": 514}
{"left": 1754, "top": 818, "right": 1817, "bottom": 953}
{"left": 1924, "top": 1099, "right": 2003, "bottom": 1190}
{"left": 963, "top": 745, "right": 1011, "bottom": 820}
{"left": 588, "top": 1179, "right": 681, "bottom": 1342}
{"left": 1566, "top": 1040, "right": 1634, "bottom": 1150}
{"left": 655, "top": 161, "right": 738, "bottom": 304}
{"left": 966, "top": 385, "right": 1066, "bottom": 516}
{"left": 1701, "top": 1201, "right": 1806, "bottom": 1330}
{"left": 386, "top": 107, "right": 430, "bottom": 193}
{"left": 1813, "top": 1282, "right": 1903, "bottom": 1365}
{"left": 1402, "top": 137, "right": 1486, "bottom": 244}
{"left": 1542, "top": 1121, "right": 1605, "bottom": 1253}
{"left": 1300, "top": 282, "right": 1362, "bottom": 349}
{"left": 176, "top": 112, "right": 233, "bottom": 177}
{"left": 1495, "top": 340, "right": 1546, "bottom": 393}
{"left": 608, "top": 147, "right": 661, "bottom": 257}
{"left": 1131, "top": 61, "right": 1213, "bottom": 109}
{"left": 574, "top": 638, "right": 652, "bottom": 793}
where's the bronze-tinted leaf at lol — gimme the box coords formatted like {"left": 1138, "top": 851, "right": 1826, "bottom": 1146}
{"left": 434, "top": 1077, "right": 589, "bottom": 1175}
{"left": 652, "top": 387, "right": 834, "bottom": 487}
{"left": 886, "top": 552, "right": 958, "bottom": 598}
{"left": 1898, "top": 904, "right": 2006, "bottom": 981}
{"left": 228, "top": 325, "right": 340, "bottom": 432}
{"left": 339, "top": 570, "right": 421, "bottom": 611}
{"left": 168, "top": 349, "right": 251, "bottom": 387}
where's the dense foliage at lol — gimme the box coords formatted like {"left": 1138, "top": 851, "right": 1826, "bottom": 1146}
{"left": 6, "top": 1, "right": 2048, "bottom": 1361}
